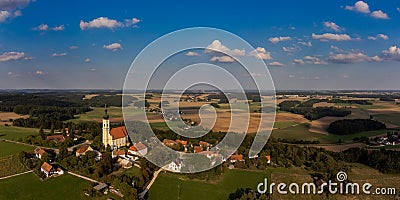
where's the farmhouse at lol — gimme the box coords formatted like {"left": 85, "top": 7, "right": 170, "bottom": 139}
{"left": 193, "top": 146, "right": 203, "bottom": 153}
{"left": 102, "top": 106, "right": 129, "bottom": 150}
{"left": 34, "top": 147, "right": 46, "bottom": 159}
{"left": 112, "top": 149, "right": 126, "bottom": 158}
{"left": 46, "top": 135, "right": 65, "bottom": 143}
{"left": 230, "top": 154, "right": 244, "bottom": 163}
{"left": 168, "top": 158, "right": 183, "bottom": 172}
{"left": 40, "top": 162, "right": 64, "bottom": 178}
{"left": 75, "top": 144, "right": 94, "bottom": 157}
{"left": 133, "top": 142, "right": 148, "bottom": 156}
{"left": 163, "top": 139, "right": 177, "bottom": 146}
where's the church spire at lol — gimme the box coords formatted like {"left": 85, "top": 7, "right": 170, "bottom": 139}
{"left": 103, "top": 104, "right": 109, "bottom": 120}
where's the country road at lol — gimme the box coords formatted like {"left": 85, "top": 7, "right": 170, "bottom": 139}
{"left": 0, "top": 139, "right": 59, "bottom": 154}
{"left": 67, "top": 171, "right": 99, "bottom": 183}
{"left": 139, "top": 167, "right": 164, "bottom": 199}
{"left": 0, "top": 170, "right": 34, "bottom": 180}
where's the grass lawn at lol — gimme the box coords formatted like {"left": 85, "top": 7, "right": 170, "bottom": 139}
{"left": 68, "top": 106, "right": 123, "bottom": 122}
{"left": 148, "top": 169, "right": 270, "bottom": 200}
{"left": 273, "top": 121, "right": 299, "bottom": 129}
{"left": 0, "top": 126, "right": 38, "bottom": 141}
{"left": 0, "top": 141, "right": 33, "bottom": 157}
{"left": 0, "top": 173, "right": 90, "bottom": 200}
{"left": 122, "top": 166, "right": 141, "bottom": 177}
{"left": 272, "top": 123, "right": 388, "bottom": 144}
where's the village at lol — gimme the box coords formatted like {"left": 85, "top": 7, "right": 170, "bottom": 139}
{"left": 19, "top": 106, "right": 274, "bottom": 199}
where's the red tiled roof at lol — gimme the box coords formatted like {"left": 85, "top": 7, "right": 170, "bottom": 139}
{"left": 230, "top": 154, "right": 244, "bottom": 161}
{"left": 128, "top": 146, "right": 138, "bottom": 152}
{"left": 41, "top": 162, "right": 53, "bottom": 173}
{"left": 34, "top": 147, "right": 46, "bottom": 155}
{"left": 163, "top": 139, "right": 176, "bottom": 146}
{"left": 134, "top": 142, "right": 147, "bottom": 151}
{"left": 112, "top": 149, "right": 125, "bottom": 156}
{"left": 110, "top": 126, "right": 128, "bottom": 140}
{"left": 193, "top": 146, "right": 203, "bottom": 153}
{"left": 176, "top": 140, "right": 188, "bottom": 145}
{"left": 199, "top": 141, "right": 210, "bottom": 147}
{"left": 76, "top": 144, "right": 90, "bottom": 154}
{"left": 47, "top": 135, "right": 65, "bottom": 142}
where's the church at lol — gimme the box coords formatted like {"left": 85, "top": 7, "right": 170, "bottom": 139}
{"left": 102, "top": 106, "right": 129, "bottom": 150}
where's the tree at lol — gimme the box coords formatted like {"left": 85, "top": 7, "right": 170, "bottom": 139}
{"left": 39, "top": 128, "right": 45, "bottom": 140}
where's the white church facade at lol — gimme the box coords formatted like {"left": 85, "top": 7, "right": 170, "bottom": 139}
{"left": 102, "top": 107, "right": 129, "bottom": 150}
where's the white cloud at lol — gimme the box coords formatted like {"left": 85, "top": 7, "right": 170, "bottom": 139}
{"left": 330, "top": 45, "right": 345, "bottom": 53}
{"left": 33, "top": 24, "right": 48, "bottom": 31}
{"left": 13, "top": 9, "right": 20, "bottom": 17}
{"left": 80, "top": 17, "right": 141, "bottom": 30}
{"left": 282, "top": 46, "right": 298, "bottom": 53}
{"left": 323, "top": 21, "right": 343, "bottom": 32}
{"left": 0, "top": 10, "right": 11, "bottom": 22}
{"left": 103, "top": 43, "right": 122, "bottom": 51}
{"left": 0, "top": 0, "right": 30, "bottom": 23}
{"left": 69, "top": 46, "right": 79, "bottom": 50}
{"left": 51, "top": 52, "right": 67, "bottom": 57}
{"left": 268, "top": 61, "right": 284, "bottom": 67}
{"left": 371, "top": 55, "right": 382, "bottom": 62}
{"left": 292, "top": 59, "right": 305, "bottom": 65}
{"left": 52, "top": 24, "right": 65, "bottom": 31}
{"left": 370, "top": 10, "right": 389, "bottom": 19}
{"left": 368, "top": 34, "right": 388, "bottom": 40}
{"left": 0, "top": 51, "right": 26, "bottom": 62}
{"left": 298, "top": 41, "right": 312, "bottom": 47}
{"left": 185, "top": 51, "right": 199, "bottom": 56}
{"left": 210, "top": 56, "right": 235, "bottom": 63}
{"left": 312, "top": 33, "right": 352, "bottom": 41}
{"left": 269, "top": 36, "right": 291, "bottom": 44}
{"left": 206, "top": 40, "right": 245, "bottom": 56}
{"left": 35, "top": 70, "right": 48, "bottom": 76}
{"left": 304, "top": 56, "right": 327, "bottom": 65}
{"left": 345, "top": 1, "right": 370, "bottom": 13}
{"left": 397, "top": 8, "right": 400, "bottom": 12}
{"left": 33, "top": 24, "right": 64, "bottom": 31}
{"left": 0, "top": 0, "right": 30, "bottom": 10}
{"left": 124, "top": 17, "right": 141, "bottom": 27}
{"left": 85, "top": 58, "right": 91, "bottom": 63}
{"left": 248, "top": 47, "right": 272, "bottom": 60}
{"left": 345, "top": 1, "right": 389, "bottom": 20}
{"left": 327, "top": 52, "right": 380, "bottom": 64}
{"left": 382, "top": 46, "right": 400, "bottom": 61}
{"left": 91, "top": 68, "right": 97, "bottom": 71}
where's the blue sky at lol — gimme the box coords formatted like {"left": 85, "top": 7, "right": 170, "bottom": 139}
{"left": 0, "top": 0, "right": 399, "bottom": 90}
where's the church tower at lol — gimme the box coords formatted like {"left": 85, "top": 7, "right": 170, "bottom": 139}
{"left": 102, "top": 105, "right": 110, "bottom": 148}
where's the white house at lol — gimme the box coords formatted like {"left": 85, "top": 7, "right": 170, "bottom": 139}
{"left": 128, "top": 142, "right": 148, "bottom": 156}
{"left": 34, "top": 147, "right": 46, "bottom": 159}
{"left": 168, "top": 158, "right": 183, "bottom": 172}
{"left": 40, "top": 162, "right": 64, "bottom": 178}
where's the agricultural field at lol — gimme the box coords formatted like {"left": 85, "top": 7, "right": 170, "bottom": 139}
{"left": 149, "top": 165, "right": 400, "bottom": 200}
{"left": 148, "top": 169, "right": 271, "bottom": 200}
{"left": 0, "top": 112, "right": 29, "bottom": 126}
{"left": 0, "top": 173, "right": 89, "bottom": 200}
{"left": 68, "top": 106, "right": 123, "bottom": 123}
{"left": 0, "top": 141, "right": 33, "bottom": 157}
{"left": 0, "top": 126, "right": 39, "bottom": 141}
{"left": 373, "top": 112, "right": 400, "bottom": 127}
{"left": 0, "top": 155, "right": 28, "bottom": 178}
{"left": 271, "top": 123, "right": 388, "bottom": 144}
